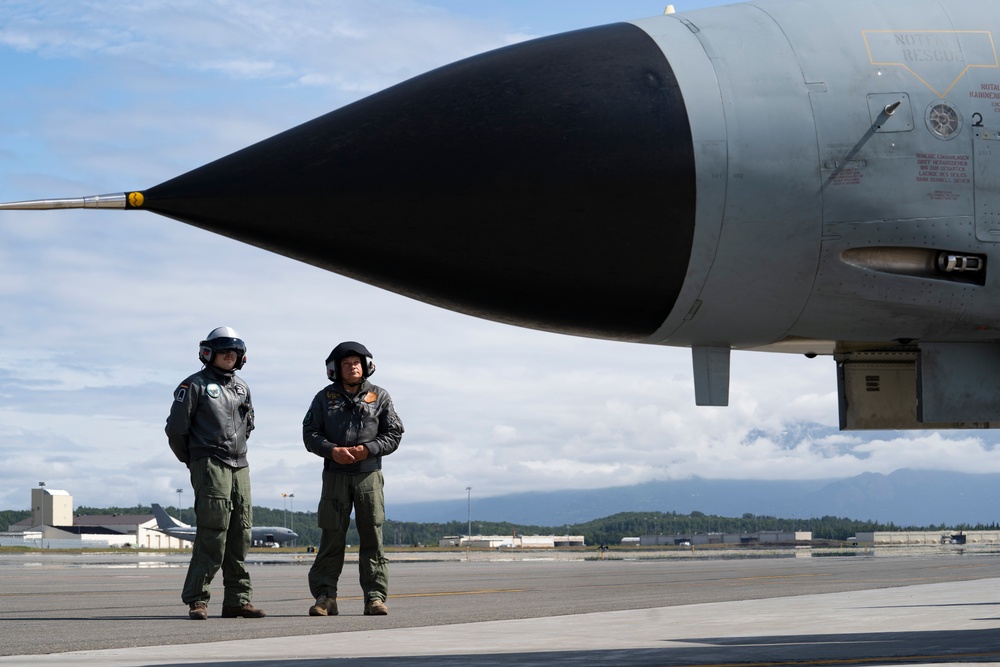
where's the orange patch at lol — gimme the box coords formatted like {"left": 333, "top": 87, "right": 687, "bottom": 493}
{"left": 364, "top": 391, "right": 377, "bottom": 403}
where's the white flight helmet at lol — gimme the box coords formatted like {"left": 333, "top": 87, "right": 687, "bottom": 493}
{"left": 199, "top": 326, "right": 247, "bottom": 370}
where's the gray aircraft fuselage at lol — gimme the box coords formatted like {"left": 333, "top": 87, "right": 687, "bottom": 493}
{"left": 628, "top": 1, "right": 1000, "bottom": 428}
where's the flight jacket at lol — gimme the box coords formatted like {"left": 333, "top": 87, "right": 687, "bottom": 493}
{"left": 302, "top": 379, "right": 403, "bottom": 474}
{"left": 165, "top": 365, "right": 254, "bottom": 467}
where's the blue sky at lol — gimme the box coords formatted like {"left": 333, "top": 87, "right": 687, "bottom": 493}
{"left": 2, "top": 0, "right": 998, "bottom": 518}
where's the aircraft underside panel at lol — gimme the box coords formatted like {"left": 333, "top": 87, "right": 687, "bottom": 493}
{"left": 837, "top": 345, "right": 1000, "bottom": 429}
{"left": 918, "top": 342, "right": 1000, "bottom": 423}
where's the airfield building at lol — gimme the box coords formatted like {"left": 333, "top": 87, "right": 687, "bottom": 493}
{"left": 1, "top": 488, "right": 187, "bottom": 549}
{"left": 638, "top": 531, "right": 812, "bottom": 546}
{"left": 851, "top": 531, "right": 1000, "bottom": 545}
{"left": 440, "top": 534, "right": 586, "bottom": 548}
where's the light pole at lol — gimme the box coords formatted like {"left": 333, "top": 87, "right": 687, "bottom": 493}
{"left": 289, "top": 494, "right": 295, "bottom": 532}
{"left": 466, "top": 486, "right": 472, "bottom": 539}
{"left": 176, "top": 488, "right": 183, "bottom": 523}
{"left": 282, "top": 493, "right": 289, "bottom": 528}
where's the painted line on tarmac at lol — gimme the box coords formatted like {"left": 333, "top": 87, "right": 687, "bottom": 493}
{"left": 330, "top": 588, "right": 525, "bottom": 602}
{"left": 672, "top": 651, "right": 1000, "bottom": 666}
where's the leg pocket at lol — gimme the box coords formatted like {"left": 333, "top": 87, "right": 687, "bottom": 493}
{"left": 233, "top": 466, "right": 253, "bottom": 529}
{"left": 355, "top": 472, "right": 385, "bottom": 527}
{"left": 238, "top": 501, "right": 252, "bottom": 530}
{"left": 197, "top": 495, "right": 231, "bottom": 531}
{"left": 316, "top": 496, "right": 344, "bottom": 531}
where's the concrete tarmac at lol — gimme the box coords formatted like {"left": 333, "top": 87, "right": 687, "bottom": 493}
{"left": 3, "top": 549, "right": 1000, "bottom": 666}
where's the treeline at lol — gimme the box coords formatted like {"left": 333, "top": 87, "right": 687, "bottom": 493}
{"left": 0, "top": 510, "right": 30, "bottom": 532}
{"left": 4, "top": 506, "right": 1000, "bottom": 545}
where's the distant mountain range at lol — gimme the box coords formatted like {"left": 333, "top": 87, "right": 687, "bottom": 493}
{"left": 388, "top": 469, "right": 1000, "bottom": 527}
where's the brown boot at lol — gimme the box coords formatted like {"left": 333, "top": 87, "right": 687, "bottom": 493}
{"left": 221, "top": 602, "right": 266, "bottom": 618}
{"left": 309, "top": 594, "right": 338, "bottom": 616}
{"left": 188, "top": 601, "right": 208, "bottom": 620}
{"left": 364, "top": 598, "right": 388, "bottom": 616}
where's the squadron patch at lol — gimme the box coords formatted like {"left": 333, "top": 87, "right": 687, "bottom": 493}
{"left": 303, "top": 410, "right": 312, "bottom": 425}
{"left": 174, "top": 384, "right": 189, "bottom": 402}
{"left": 206, "top": 383, "right": 222, "bottom": 399}
{"left": 364, "top": 391, "right": 377, "bottom": 404}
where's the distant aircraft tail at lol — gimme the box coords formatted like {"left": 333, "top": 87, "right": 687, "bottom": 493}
{"left": 151, "top": 503, "right": 185, "bottom": 530}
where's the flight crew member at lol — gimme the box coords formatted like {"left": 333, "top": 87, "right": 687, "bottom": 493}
{"left": 165, "top": 326, "right": 266, "bottom": 621}
{"left": 303, "top": 341, "right": 403, "bottom": 616}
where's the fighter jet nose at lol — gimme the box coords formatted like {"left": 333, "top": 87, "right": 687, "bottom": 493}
{"left": 141, "top": 22, "right": 696, "bottom": 341}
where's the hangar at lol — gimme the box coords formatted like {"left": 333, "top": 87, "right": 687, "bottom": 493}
{"left": 638, "top": 531, "right": 812, "bottom": 546}
{"left": 1, "top": 487, "right": 187, "bottom": 549}
{"left": 852, "top": 531, "right": 1000, "bottom": 545}
{"left": 439, "top": 534, "right": 586, "bottom": 548}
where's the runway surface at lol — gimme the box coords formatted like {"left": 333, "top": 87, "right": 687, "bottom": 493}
{"left": 3, "top": 549, "right": 1000, "bottom": 665}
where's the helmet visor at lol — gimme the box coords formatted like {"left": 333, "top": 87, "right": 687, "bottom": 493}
{"left": 205, "top": 337, "right": 246, "bottom": 354}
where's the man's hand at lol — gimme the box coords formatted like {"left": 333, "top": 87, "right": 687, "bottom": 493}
{"left": 331, "top": 445, "right": 370, "bottom": 464}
